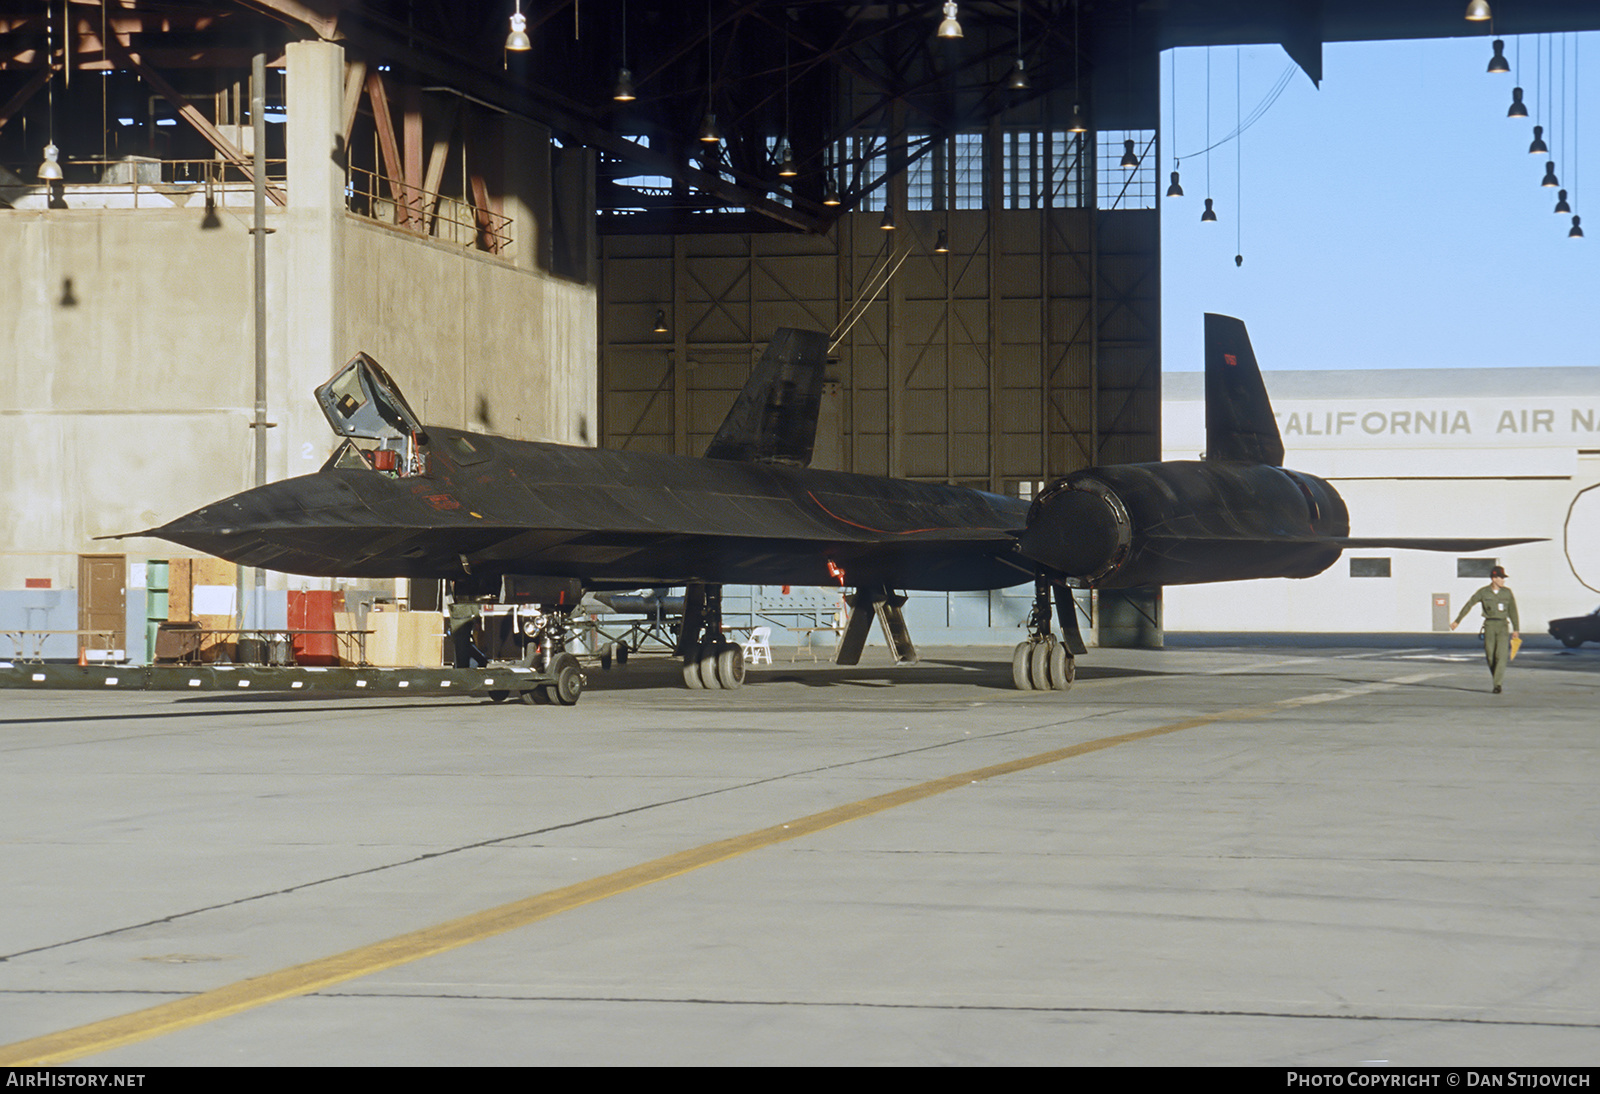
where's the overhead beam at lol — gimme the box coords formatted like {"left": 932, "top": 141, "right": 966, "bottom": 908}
{"left": 232, "top": 0, "right": 342, "bottom": 42}
{"left": 341, "top": 59, "right": 366, "bottom": 143}
{"left": 364, "top": 69, "right": 416, "bottom": 226}
{"left": 0, "top": 65, "right": 51, "bottom": 131}
{"left": 104, "top": 37, "right": 286, "bottom": 206}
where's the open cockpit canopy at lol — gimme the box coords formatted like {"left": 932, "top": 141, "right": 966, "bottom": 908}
{"left": 315, "top": 353, "right": 430, "bottom": 477}
{"left": 315, "top": 353, "right": 427, "bottom": 444}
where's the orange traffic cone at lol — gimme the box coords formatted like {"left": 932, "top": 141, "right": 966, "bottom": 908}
{"left": 78, "top": 645, "right": 87, "bottom": 666}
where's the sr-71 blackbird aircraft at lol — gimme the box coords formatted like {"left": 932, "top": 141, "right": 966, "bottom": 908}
{"left": 136, "top": 315, "right": 1536, "bottom": 691}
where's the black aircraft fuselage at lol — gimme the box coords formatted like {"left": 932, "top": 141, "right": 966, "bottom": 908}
{"left": 154, "top": 430, "right": 1034, "bottom": 592}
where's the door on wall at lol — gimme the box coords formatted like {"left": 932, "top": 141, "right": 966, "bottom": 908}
{"left": 78, "top": 554, "right": 126, "bottom": 655}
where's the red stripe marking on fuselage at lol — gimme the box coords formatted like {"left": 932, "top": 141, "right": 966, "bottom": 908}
{"left": 805, "top": 490, "right": 951, "bottom": 537}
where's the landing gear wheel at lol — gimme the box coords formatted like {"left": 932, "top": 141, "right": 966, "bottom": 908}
{"left": 682, "top": 654, "right": 705, "bottom": 689}
{"left": 488, "top": 690, "right": 510, "bottom": 703}
{"left": 1047, "top": 645, "right": 1074, "bottom": 691}
{"left": 1012, "top": 641, "right": 1035, "bottom": 690}
{"left": 615, "top": 642, "right": 629, "bottom": 666}
{"left": 715, "top": 642, "right": 745, "bottom": 689}
{"left": 599, "top": 644, "right": 613, "bottom": 671}
{"left": 1030, "top": 638, "right": 1054, "bottom": 693}
{"left": 548, "top": 652, "right": 584, "bottom": 705}
{"left": 697, "top": 640, "right": 721, "bottom": 689}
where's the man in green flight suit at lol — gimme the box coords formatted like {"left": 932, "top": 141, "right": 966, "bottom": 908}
{"left": 1450, "top": 565, "right": 1520, "bottom": 694}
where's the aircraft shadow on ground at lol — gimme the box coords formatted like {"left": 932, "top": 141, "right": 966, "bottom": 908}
{"left": 582, "top": 654, "right": 1165, "bottom": 692}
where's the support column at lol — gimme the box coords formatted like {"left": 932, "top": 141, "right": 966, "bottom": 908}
{"left": 283, "top": 40, "right": 347, "bottom": 486}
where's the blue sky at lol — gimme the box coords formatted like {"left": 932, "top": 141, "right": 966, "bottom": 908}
{"left": 1161, "top": 32, "right": 1598, "bottom": 371}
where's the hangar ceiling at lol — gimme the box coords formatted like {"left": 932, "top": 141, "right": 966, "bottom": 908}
{"left": 4, "top": 2, "right": 1599, "bottom": 235}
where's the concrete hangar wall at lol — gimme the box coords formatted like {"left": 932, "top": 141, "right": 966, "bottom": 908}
{"left": 1, "top": 41, "right": 597, "bottom": 658}
{"left": 1162, "top": 368, "right": 1600, "bottom": 635}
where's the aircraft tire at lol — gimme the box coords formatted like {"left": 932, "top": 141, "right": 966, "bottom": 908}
{"left": 682, "top": 656, "right": 705, "bottom": 689}
{"left": 615, "top": 642, "right": 629, "bottom": 666}
{"left": 520, "top": 686, "right": 552, "bottom": 705}
{"left": 716, "top": 643, "right": 745, "bottom": 689}
{"left": 599, "top": 645, "right": 612, "bottom": 671}
{"left": 1030, "top": 639, "right": 1054, "bottom": 693}
{"left": 548, "top": 653, "right": 584, "bottom": 705}
{"left": 487, "top": 690, "right": 510, "bottom": 703}
{"left": 697, "top": 643, "right": 722, "bottom": 689}
{"left": 1011, "top": 642, "right": 1035, "bottom": 690}
{"left": 1047, "top": 644, "right": 1074, "bottom": 691}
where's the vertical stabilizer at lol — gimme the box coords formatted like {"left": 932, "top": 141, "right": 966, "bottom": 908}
{"left": 1204, "top": 313, "right": 1284, "bottom": 466}
{"left": 705, "top": 328, "right": 828, "bottom": 466}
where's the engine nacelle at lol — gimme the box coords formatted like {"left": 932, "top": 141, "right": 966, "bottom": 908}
{"left": 1016, "top": 461, "right": 1351, "bottom": 588}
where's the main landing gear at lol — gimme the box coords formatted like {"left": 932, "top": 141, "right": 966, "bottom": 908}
{"left": 1013, "top": 577, "right": 1084, "bottom": 692}
{"left": 676, "top": 583, "right": 746, "bottom": 690}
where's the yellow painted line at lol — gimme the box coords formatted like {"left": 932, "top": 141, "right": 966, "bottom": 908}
{"left": 0, "top": 670, "right": 1445, "bottom": 1065}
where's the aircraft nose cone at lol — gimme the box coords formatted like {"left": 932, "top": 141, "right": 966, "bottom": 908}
{"left": 155, "top": 482, "right": 294, "bottom": 539}
{"left": 138, "top": 475, "right": 357, "bottom": 562}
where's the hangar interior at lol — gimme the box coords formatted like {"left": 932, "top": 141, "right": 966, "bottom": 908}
{"left": 3, "top": 0, "right": 1597, "bottom": 663}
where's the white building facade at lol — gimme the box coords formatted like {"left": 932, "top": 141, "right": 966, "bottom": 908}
{"left": 1162, "top": 368, "right": 1600, "bottom": 635}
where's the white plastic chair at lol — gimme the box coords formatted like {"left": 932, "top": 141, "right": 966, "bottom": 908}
{"left": 743, "top": 625, "right": 773, "bottom": 665}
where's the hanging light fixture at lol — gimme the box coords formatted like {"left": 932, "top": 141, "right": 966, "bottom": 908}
{"left": 1465, "top": 1, "right": 1492, "bottom": 21}
{"left": 1165, "top": 54, "right": 1182, "bottom": 199}
{"left": 613, "top": 0, "right": 634, "bottom": 101}
{"left": 823, "top": 177, "right": 841, "bottom": 206}
{"left": 698, "top": 1, "right": 720, "bottom": 145}
{"left": 937, "top": 2, "right": 963, "bottom": 39}
{"left": 934, "top": 229, "right": 949, "bottom": 254}
{"left": 1507, "top": 86, "right": 1528, "bottom": 118}
{"left": 1006, "top": 4, "right": 1028, "bottom": 90}
{"left": 1529, "top": 125, "right": 1548, "bottom": 155}
{"left": 1201, "top": 47, "right": 1216, "bottom": 225}
{"left": 1487, "top": 39, "right": 1510, "bottom": 74}
{"left": 1569, "top": 214, "right": 1584, "bottom": 239}
{"left": 1068, "top": 1, "right": 1086, "bottom": 134}
{"left": 879, "top": 205, "right": 896, "bottom": 230}
{"left": 39, "top": 16, "right": 61, "bottom": 183}
{"left": 1120, "top": 138, "right": 1139, "bottom": 169}
{"left": 506, "top": 1, "right": 531, "bottom": 52}
{"left": 1555, "top": 188, "right": 1572, "bottom": 213}
{"left": 653, "top": 309, "right": 668, "bottom": 333}
{"left": 37, "top": 142, "right": 63, "bottom": 181}
{"left": 1542, "top": 161, "right": 1560, "bottom": 187}
{"left": 777, "top": 33, "right": 797, "bottom": 177}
